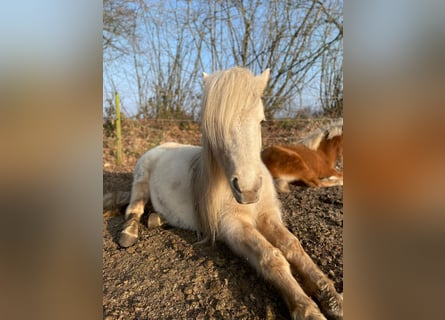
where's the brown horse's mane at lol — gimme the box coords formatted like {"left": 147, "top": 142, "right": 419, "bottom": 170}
{"left": 299, "top": 118, "right": 343, "bottom": 150}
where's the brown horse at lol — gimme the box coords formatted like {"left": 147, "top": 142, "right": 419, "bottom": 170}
{"left": 261, "top": 120, "right": 343, "bottom": 192}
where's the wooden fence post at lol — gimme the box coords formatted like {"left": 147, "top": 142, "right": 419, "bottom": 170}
{"left": 115, "top": 92, "right": 122, "bottom": 165}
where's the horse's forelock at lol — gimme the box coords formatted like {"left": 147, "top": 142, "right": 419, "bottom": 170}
{"left": 202, "top": 68, "right": 259, "bottom": 149}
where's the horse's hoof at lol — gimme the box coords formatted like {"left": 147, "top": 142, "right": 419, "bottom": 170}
{"left": 118, "top": 233, "right": 138, "bottom": 248}
{"left": 307, "top": 315, "right": 327, "bottom": 320}
{"left": 147, "top": 213, "right": 163, "bottom": 229}
{"left": 323, "top": 309, "right": 343, "bottom": 320}
{"left": 290, "top": 302, "right": 327, "bottom": 320}
{"left": 319, "top": 293, "right": 343, "bottom": 320}
{"left": 290, "top": 311, "right": 326, "bottom": 320}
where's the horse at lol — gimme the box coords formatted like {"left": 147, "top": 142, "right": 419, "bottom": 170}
{"left": 261, "top": 120, "right": 343, "bottom": 192}
{"left": 118, "top": 67, "right": 343, "bottom": 320}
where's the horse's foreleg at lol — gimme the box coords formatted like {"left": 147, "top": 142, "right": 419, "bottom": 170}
{"left": 119, "top": 169, "right": 150, "bottom": 248}
{"left": 319, "top": 178, "right": 343, "bottom": 187}
{"left": 299, "top": 168, "right": 324, "bottom": 187}
{"left": 320, "top": 168, "right": 343, "bottom": 187}
{"left": 258, "top": 215, "right": 343, "bottom": 320}
{"left": 220, "top": 217, "right": 326, "bottom": 320}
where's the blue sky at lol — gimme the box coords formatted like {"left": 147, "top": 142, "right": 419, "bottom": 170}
{"left": 103, "top": 0, "right": 343, "bottom": 118}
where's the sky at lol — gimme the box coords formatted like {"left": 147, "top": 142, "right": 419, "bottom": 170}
{"left": 103, "top": 0, "right": 342, "bottom": 118}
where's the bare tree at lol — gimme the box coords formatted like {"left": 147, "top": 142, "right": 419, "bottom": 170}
{"left": 197, "top": 0, "right": 343, "bottom": 118}
{"left": 318, "top": 0, "right": 343, "bottom": 117}
{"left": 137, "top": 1, "right": 206, "bottom": 118}
{"left": 319, "top": 44, "right": 343, "bottom": 117}
{"left": 103, "top": 0, "right": 138, "bottom": 58}
{"left": 103, "top": 0, "right": 343, "bottom": 119}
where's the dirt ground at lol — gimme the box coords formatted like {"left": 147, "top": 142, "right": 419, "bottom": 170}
{"left": 103, "top": 119, "right": 343, "bottom": 320}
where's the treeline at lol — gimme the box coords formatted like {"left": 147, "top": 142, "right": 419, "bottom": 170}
{"left": 104, "top": 0, "right": 343, "bottom": 119}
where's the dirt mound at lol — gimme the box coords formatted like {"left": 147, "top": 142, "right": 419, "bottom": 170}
{"left": 103, "top": 177, "right": 342, "bottom": 319}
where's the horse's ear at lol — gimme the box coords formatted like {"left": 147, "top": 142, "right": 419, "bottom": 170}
{"left": 255, "top": 68, "right": 270, "bottom": 94}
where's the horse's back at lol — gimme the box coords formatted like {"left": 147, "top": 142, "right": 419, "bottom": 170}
{"left": 278, "top": 144, "right": 321, "bottom": 163}
{"left": 261, "top": 144, "right": 321, "bottom": 181}
{"left": 137, "top": 142, "right": 202, "bottom": 231}
{"left": 262, "top": 145, "right": 310, "bottom": 173}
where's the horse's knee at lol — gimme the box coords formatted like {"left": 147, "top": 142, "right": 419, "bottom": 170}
{"left": 259, "top": 247, "right": 290, "bottom": 275}
{"left": 125, "top": 199, "right": 146, "bottom": 219}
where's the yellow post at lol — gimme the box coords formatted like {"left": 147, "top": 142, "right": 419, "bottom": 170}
{"left": 115, "top": 92, "right": 122, "bottom": 165}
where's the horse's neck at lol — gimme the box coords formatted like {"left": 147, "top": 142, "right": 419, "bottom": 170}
{"left": 317, "top": 139, "right": 339, "bottom": 165}
{"left": 194, "top": 143, "right": 230, "bottom": 241}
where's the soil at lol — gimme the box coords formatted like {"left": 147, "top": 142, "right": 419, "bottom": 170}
{"left": 102, "top": 119, "right": 343, "bottom": 320}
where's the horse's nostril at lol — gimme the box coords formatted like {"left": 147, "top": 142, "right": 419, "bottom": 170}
{"left": 232, "top": 177, "right": 241, "bottom": 194}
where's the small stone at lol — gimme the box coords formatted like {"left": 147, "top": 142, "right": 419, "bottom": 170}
{"left": 184, "top": 288, "right": 193, "bottom": 295}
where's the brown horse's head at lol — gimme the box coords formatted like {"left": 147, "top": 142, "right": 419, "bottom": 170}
{"left": 316, "top": 122, "right": 343, "bottom": 164}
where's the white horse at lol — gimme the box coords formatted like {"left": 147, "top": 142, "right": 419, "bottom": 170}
{"left": 119, "top": 67, "right": 343, "bottom": 320}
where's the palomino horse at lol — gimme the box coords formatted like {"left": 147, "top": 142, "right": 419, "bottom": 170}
{"left": 261, "top": 120, "right": 343, "bottom": 192}
{"left": 119, "top": 67, "right": 343, "bottom": 320}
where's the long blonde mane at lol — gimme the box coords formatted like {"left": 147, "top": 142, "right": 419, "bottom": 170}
{"left": 193, "top": 67, "right": 263, "bottom": 243}
{"left": 299, "top": 118, "right": 343, "bottom": 150}
{"left": 201, "top": 67, "right": 261, "bottom": 150}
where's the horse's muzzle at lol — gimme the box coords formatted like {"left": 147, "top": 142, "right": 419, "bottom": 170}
{"left": 230, "top": 176, "right": 262, "bottom": 204}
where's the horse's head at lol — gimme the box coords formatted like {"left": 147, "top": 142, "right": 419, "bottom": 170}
{"left": 322, "top": 123, "right": 343, "bottom": 163}
{"left": 329, "top": 121, "right": 343, "bottom": 162}
{"left": 202, "top": 68, "right": 270, "bottom": 204}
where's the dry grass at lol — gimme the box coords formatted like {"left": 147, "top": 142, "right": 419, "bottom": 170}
{"left": 103, "top": 118, "right": 335, "bottom": 173}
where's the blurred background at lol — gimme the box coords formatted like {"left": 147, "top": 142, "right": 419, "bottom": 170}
{"left": 0, "top": 0, "right": 444, "bottom": 319}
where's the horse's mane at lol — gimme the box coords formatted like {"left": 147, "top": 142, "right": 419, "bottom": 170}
{"left": 299, "top": 118, "right": 343, "bottom": 150}
{"left": 193, "top": 67, "right": 262, "bottom": 243}
{"left": 201, "top": 67, "right": 260, "bottom": 150}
